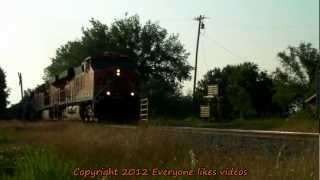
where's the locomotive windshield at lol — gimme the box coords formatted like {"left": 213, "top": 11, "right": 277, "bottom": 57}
{"left": 91, "top": 56, "right": 136, "bottom": 70}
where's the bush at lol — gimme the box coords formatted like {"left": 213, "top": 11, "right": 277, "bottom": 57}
{"left": 151, "top": 95, "right": 193, "bottom": 119}
{"left": 288, "top": 109, "right": 316, "bottom": 120}
{"left": 5, "top": 89, "right": 38, "bottom": 120}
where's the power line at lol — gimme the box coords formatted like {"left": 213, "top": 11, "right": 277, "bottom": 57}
{"left": 155, "top": 17, "right": 192, "bottom": 22}
{"left": 201, "top": 33, "right": 210, "bottom": 74}
{"left": 205, "top": 34, "right": 248, "bottom": 62}
{"left": 148, "top": 17, "right": 194, "bottom": 24}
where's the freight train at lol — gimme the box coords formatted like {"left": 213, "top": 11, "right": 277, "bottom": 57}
{"left": 32, "top": 52, "right": 140, "bottom": 122}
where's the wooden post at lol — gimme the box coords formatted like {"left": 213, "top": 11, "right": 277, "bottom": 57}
{"left": 316, "top": 64, "right": 320, "bottom": 119}
{"left": 18, "top": 72, "right": 23, "bottom": 100}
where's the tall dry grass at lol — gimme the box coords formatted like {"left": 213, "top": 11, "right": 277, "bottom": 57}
{"left": 0, "top": 120, "right": 318, "bottom": 179}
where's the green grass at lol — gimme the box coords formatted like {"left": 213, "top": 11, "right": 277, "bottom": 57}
{"left": 0, "top": 146, "right": 24, "bottom": 178}
{"left": 14, "top": 148, "right": 76, "bottom": 180}
{"left": 1, "top": 130, "right": 75, "bottom": 180}
{"left": 1, "top": 146, "right": 77, "bottom": 180}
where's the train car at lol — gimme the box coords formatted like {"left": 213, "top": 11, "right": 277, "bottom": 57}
{"left": 32, "top": 52, "right": 140, "bottom": 122}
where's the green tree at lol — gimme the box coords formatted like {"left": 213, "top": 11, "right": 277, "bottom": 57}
{"left": 277, "top": 43, "right": 320, "bottom": 87}
{"left": 0, "top": 66, "right": 8, "bottom": 117}
{"left": 6, "top": 89, "right": 38, "bottom": 120}
{"left": 273, "top": 42, "right": 320, "bottom": 113}
{"left": 44, "top": 15, "right": 192, "bottom": 116}
{"left": 197, "top": 62, "right": 274, "bottom": 120}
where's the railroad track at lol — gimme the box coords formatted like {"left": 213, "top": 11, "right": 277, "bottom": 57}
{"left": 106, "top": 124, "right": 318, "bottom": 140}
{"left": 103, "top": 124, "right": 319, "bottom": 155}
{"left": 161, "top": 126, "right": 319, "bottom": 141}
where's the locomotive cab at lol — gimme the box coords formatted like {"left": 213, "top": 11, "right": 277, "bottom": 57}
{"left": 88, "top": 53, "right": 140, "bottom": 122}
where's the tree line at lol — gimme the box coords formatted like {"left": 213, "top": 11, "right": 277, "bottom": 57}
{"left": 0, "top": 15, "right": 319, "bottom": 120}
{"left": 196, "top": 42, "right": 319, "bottom": 120}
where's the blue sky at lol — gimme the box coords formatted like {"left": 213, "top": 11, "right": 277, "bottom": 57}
{"left": 0, "top": 0, "right": 319, "bottom": 105}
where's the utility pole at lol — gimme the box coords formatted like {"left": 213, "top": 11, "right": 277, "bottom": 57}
{"left": 316, "top": 63, "right": 320, "bottom": 120}
{"left": 18, "top": 72, "right": 23, "bottom": 100}
{"left": 193, "top": 15, "right": 207, "bottom": 109}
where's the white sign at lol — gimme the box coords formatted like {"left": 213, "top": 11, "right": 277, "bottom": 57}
{"left": 208, "top": 84, "right": 218, "bottom": 97}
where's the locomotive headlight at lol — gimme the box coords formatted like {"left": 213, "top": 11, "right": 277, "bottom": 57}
{"left": 116, "top": 69, "right": 120, "bottom": 76}
{"left": 106, "top": 91, "right": 111, "bottom": 96}
{"left": 130, "top": 92, "right": 135, "bottom": 96}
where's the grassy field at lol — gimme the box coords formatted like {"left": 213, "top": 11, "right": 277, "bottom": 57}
{"left": 0, "top": 120, "right": 318, "bottom": 179}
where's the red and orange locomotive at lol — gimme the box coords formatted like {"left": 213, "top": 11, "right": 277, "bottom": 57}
{"left": 32, "top": 52, "right": 140, "bottom": 122}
